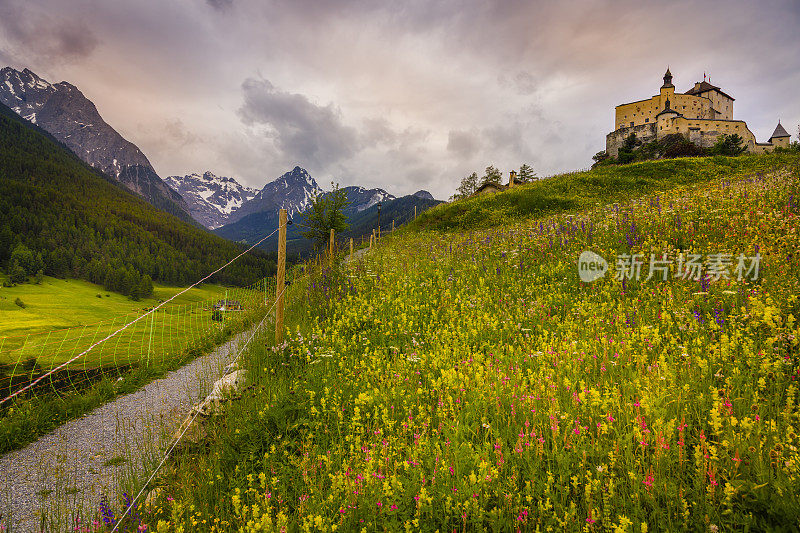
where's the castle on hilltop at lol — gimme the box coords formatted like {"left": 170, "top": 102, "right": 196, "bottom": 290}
{"left": 605, "top": 68, "right": 790, "bottom": 157}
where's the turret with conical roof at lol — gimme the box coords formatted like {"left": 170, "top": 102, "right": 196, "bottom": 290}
{"left": 770, "top": 121, "right": 790, "bottom": 140}
{"left": 661, "top": 67, "right": 674, "bottom": 89}
{"left": 659, "top": 67, "right": 675, "bottom": 102}
{"left": 656, "top": 97, "right": 680, "bottom": 118}
{"left": 768, "top": 120, "right": 791, "bottom": 149}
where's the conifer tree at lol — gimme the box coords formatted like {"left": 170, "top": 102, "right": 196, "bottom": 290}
{"left": 517, "top": 164, "right": 536, "bottom": 183}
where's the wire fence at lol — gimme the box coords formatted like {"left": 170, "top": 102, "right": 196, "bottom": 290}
{"left": 0, "top": 278, "right": 276, "bottom": 410}
{"left": 108, "top": 281, "right": 289, "bottom": 531}
{"left": 0, "top": 207, "right": 421, "bottom": 530}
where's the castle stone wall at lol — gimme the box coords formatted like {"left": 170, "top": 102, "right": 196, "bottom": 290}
{"left": 606, "top": 123, "right": 657, "bottom": 157}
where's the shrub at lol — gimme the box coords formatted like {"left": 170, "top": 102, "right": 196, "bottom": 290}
{"left": 710, "top": 133, "right": 747, "bottom": 156}
{"left": 14, "top": 297, "right": 25, "bottom": 308}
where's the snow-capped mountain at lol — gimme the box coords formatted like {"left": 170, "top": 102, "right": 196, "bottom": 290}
{"left": 340, "top": 186, "right": 395, "bottom": 214}
{"left": 163, "top": 172, "right": 257, "bottom": 229}
{"left": 227, "top": 166, "right": 321, "bottom": 224}
{"left": 0, "top": 66, "right": 191, "bottom": 221}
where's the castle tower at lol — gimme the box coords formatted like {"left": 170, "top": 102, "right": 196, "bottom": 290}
{"left": 655, "top": 97, "right": 680, "bottom": 138}
{"left": 659, "top": 67, "right": 675, "bottom": 104}
{"left": 661, "top": 67, "right": 674, "bottom": 89}
{"left": 769, "top": 121, "right": 791, "bottom": 149}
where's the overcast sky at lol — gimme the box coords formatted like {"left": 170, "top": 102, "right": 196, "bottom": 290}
{"left": 1, "top": 0, "right": 798, "bottom": 199}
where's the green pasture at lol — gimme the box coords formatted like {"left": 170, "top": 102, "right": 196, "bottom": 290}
{"left": 0, "top": 276, "right": 270, "bottom": 368}
{"left": 0, "top": 276, "right": 226, "bottom": 338}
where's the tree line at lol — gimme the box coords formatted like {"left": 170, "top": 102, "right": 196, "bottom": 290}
{"left": 594, "top": 129, "right": 800, "bottom": 167}
{"left": 451, "top": 164, "right": 536, "bottom": 200}
{"left": 0, "top": 102, "right": 275, "bottom": 299}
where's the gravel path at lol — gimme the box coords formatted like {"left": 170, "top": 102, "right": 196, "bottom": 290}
{"left": 346, "top": 247, "right": 370, "bottom": 263}
{"left": 0, "top": 324, "right": 259, "bottom": 532}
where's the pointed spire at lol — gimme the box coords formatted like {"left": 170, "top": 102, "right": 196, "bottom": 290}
{"left": 770, "top": 120, "right": 790, "bottom": 139}
{"left": 661, "top": 67, "right": 674, "bottom": 89}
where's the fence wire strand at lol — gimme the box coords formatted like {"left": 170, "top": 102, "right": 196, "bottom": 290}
{"left": 109, "top": 280, "right": 290, "bottom": 531}
{"left": 0, "top": 224, "right": 283, "bottom": 406}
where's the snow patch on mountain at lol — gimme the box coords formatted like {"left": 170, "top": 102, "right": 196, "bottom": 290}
{"left": 163, "top": 171, "right": 257, "bottom": 228}
{"left": 229, "top": 166, "right": 321, "bottom": 224}
{"left": 0, "top": 66, "right": 193, "bottom": 221}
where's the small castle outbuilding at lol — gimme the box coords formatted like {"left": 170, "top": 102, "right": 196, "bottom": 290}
{"left": 606, "top": 69, "right": 789, "bottom": 157}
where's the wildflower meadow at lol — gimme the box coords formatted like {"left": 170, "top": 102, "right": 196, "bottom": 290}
{"left": 95, "top": 156, "right": 800, "bottom": 531}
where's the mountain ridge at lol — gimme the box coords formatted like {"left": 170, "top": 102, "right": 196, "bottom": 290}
{"left": 0, "top": 99, "right": 274, "bottom": 293}
{"left": 163, "top": 171, "right": 257, "bottom": 229}
{"left": 0, "top": 66, "right": 192, "bottom": 221}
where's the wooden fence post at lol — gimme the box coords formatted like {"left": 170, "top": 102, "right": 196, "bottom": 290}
{"left": 349, "top": 237, "right": 354, "bottom": 263}
{"left": 329, "top": 228, "right": 335, "bottom": 266}
{"left": 392, "top": 219, "right": 395, "bottom": 232}
{"left": 414, "top": 205, "right": 417, "bottom": 219}
{"left": 275, "top": 209, "right": 286, "bottom": 345}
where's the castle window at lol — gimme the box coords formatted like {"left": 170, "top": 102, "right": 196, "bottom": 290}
{"left": 630, "top": 122, "right": 634, "bottom": 127}
{"left": 645, "top": 118, "right": 649, "bottom": 123}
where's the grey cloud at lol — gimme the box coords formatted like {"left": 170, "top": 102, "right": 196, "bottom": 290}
{"left": 361, "top": 117, "right": 397, "bottom": 146}
{"left": 447, "top": 130, "right": 480, "bottom": 159}
{"left": 0, "top": 46, "right": 13, "bottom": 66}
{"left": 0, "top": 1, "right": 99, "bottom": 64}
{"left": 238, "top": 77, "right": 359, "bottom": 170}
{"left": 497, "top": 71, "right": 538, "bottom": 95}
{"left": 137, "top": 118, "right": 203, "bottom": 152}
{"left": 206, "top": 0, "right": 233, "bottom": 11}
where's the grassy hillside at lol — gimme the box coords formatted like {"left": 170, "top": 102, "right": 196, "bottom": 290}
{"left": 413, "top": 153, "right": 800, "bottom": 232}
{"left": 0, "top": 101, "right": 275, "bottom": 294}
{"left": 0, "top": 273, "right": 271, "bottom": 454}
{"left": 137, "top": 153, "right": 800, "bottom": 531}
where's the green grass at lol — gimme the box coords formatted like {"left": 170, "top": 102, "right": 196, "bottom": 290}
{"left": 0, "top": 275, "right": 277, "bottom": 455}
{"left": 0, "top": 275, "right": 227, "bottom": 339}
{"left": 0, "top": 277, "right": 266, "bottom": 368}
{"left": 136, "top": 154, "right": 800, "bottom": 532}
{"left": 412, "top": 153, "right": 800, "bottom": 232}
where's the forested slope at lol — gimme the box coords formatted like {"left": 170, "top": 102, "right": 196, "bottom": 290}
{"left": 0, "top": 102, "right": 275, "bottom": 297}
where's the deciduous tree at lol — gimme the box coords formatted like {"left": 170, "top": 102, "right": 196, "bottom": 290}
{"left": 301, "top": 183, "right": 351, "bottom": 250}
{"left": 481, "top": 165, "right": 503, "bottom": 186}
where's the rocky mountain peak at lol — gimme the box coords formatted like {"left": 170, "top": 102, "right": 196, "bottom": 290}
{"left": 164, "top": 171, "right": 257, "bottom": 229}
{"left": 0, "top": 66, "right": 192, "bottom": 221}
{"left": 225, "top": 166, "right": 321, "bottom": 224}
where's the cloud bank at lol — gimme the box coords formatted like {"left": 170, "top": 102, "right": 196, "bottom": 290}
{"left": 0, "top": 0, "right": 798, "bottom": 199}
